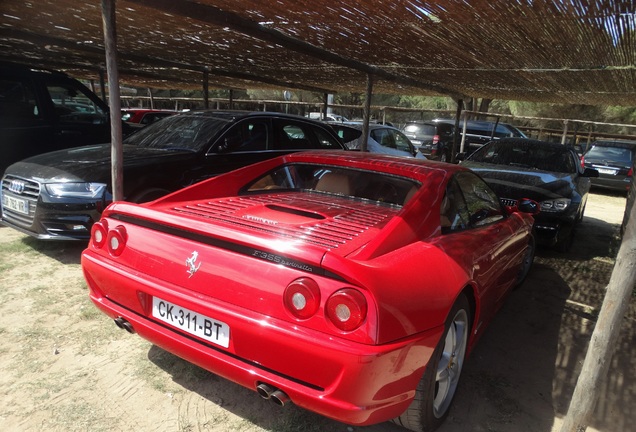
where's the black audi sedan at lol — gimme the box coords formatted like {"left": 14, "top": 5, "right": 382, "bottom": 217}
{"left": 1, "top": 111, "right": 346, "bottom": 240}
{"left": 462, "top": 138, "right": 598, "bottom": 251}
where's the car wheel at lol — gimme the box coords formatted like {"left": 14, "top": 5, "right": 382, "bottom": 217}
{"left": 129, "top": 188, "right": 170, "bottom": 203}
{"left": 576, "top": 202, "right": 586, "bottom": 223}
{"left": 514, "top": 235, "right": 535, "bottom": 288}
{"left": 393, "top": 294, "right": 471, "bottom": 432}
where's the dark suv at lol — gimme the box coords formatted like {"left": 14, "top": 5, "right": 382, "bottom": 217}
{"left": 581, "top": 140, "right": 635, "bottom": 193}
{"left": 0, "top": 62, "right": 132, "bottom": 177}
{"left": 402, "top": 118, "right": 527, "bottom": 161}
{"left": 402, "top": 120, "right": 455, "bottom": 161}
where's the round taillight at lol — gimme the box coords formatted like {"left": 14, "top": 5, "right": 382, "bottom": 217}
{"left": 91, "top": 220, "right": 108, "bottom": 249}
{"left": 106, "top": 225, "right": 127, "bottom": 257}
{"left": 283, "top": 278, "right": 320, "bottom": 320}
{"left": 326, "top": 289, "right": 367, "bottom": 332}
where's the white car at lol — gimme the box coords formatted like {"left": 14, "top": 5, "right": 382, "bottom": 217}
{"left": 330, "top": 122, "right": 426, "bottom": 159}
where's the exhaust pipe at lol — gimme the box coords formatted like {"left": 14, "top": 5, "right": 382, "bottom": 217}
{"left": 256, "top": 383, "right": 290, "bottom": 406}
{"left": 270, "top": 390, "right": 290, "bottom": 406}
{"left": 256, "top": 383, "right": 276, "bottom": 399}
{"left": 114, "top": 317, "right": 136, "bottom": 334}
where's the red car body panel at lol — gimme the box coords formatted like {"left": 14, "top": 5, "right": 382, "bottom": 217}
{"left": 81, "top": 151, "right": 534, "bottom": 426}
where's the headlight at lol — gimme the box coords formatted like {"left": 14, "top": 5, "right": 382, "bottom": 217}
{"left": 45, "top": 182, "right": 107, "bottom": 198}
{"left": 540, "top": 198, "right": 571, "bottom": 212}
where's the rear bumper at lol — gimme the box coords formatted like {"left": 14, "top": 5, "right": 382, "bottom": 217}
{"left": 591, "top": 177, "right": 631, "bottom": 192}
{"left": 82, "top": 251, "right": 442, "bottom": 426}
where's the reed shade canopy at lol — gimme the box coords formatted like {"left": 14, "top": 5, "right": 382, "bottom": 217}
{"left": 0, "top": 0, "right": 635, "bottom": 105}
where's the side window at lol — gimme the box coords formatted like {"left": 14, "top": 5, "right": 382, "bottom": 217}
{"left": 371, "top": 129, "right": 395, "bottom": 149}
{"left": 441, "top": 177, "right": 470, "bottom": 233}
{"left": 393, "top": 130, "right": 414, "bottom": 153}
{"left": 313, "top": 127, "right": 343, "bottom": 149}
{"left": 455, "top": 171, "right": 505, "bottom": 227}
{"left": 46, "top": 84, "right": 107, "bottom": 124}
{"left": 0, "top": 78, "right": 40, "bottom": 123}
{"left": 221, "top": 120, "right": 269, "bottom": 152}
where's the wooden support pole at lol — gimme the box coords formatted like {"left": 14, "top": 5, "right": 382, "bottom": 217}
{"left": 361, "top": 74, "right": 373, "bottom": 153}
{"left": 451, "top": 99, "right": 463, "bottom": 164}
{"left": 322, "top": 93, "right": 328, "bottom": 121}
{"left": 147, "top": 88, "right": 154, "bottom": 109}
{"left": 561, "top": 119, "right": 569, "bottom": 145}
{"left": 203, "top": 68, "right": 209, "bottom": 109}
{"left": 101, "top": 0, "right": 124, "bottom": 202}
{"left": 560, "top": 176, "right": 636, "bottom": 431}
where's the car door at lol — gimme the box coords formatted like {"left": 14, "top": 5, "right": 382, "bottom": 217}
{"left": 434, "top": 171, "right": 524, "bottom": 319}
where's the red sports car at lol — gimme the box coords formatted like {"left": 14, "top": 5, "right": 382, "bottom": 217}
{"left": 82, "top": 151, "right": 538, "bottom": 432}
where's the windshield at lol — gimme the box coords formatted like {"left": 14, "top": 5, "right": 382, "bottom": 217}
{"left": 124, "top": 114, "right": 228, "bottom": 152}
{"left": 468, "top": 141, "right": 576, "bottom": 173}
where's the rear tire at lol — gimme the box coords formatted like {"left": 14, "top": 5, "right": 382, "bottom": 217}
{"left": 393, "top": 294, "right": 471, "bottom": 432}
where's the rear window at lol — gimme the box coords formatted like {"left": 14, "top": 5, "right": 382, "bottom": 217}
{"left": 404, "top": 124, "right": 437, "bottom": 136}
{"left": 586, "top": 146, "right": 633, "bottom": 165}
{"left": 245, "top": 164, "right": 419, "bottom": 207}
{"left": 469, "top": 141, "right": 577, "bottom": 173}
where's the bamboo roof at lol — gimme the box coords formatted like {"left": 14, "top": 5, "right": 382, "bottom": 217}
{"left": 1, "top": 0, "right": 635, "bottom": 105}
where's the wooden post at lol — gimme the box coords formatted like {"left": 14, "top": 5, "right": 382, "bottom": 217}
{"left": 203, "top": 68, "right": 209, "bottom": 109}
{"left": 460, "top": 112, "right": 468, "bottom": 153}
{"left": 560, "top": 176, "right": 636, "bottom": 431}
{"left": 451, "top": 99, "right": 463, "bottom": 164}
{"left": 561, "top": 119, "right": 569, "bottom": 145}
{"left": 322, "top": 93, "right": 328, "bottom": 121}
{"left": 361, "top": 74, "right": 373, "bottom": 153}
{"left": 101, "top": 0, "right": 124, "bottom": 202}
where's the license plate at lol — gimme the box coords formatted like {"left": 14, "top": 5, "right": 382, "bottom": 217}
{"left": 2, "top": 194, "right": 29, "bottom": 215}
{"left": 152, "top": 297, "right": 230, "bottom": 348}
{"left": 597, "top": 168, "right": 617, "bottom": 175}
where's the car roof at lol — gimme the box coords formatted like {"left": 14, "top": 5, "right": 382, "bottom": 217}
{"left": 336, "top": 121, "right": 401, "bottom": 131}
{"left": 481, "top": 137, "right": 571, "bottom": 151}
{"left": 281, "top": 150, "right": 467, "bottom": 180}
{"left": 590, "top": 140, "right": 636, "bottom": 149}
{"left": 176, "top": 110, "right": 331, "bottom": 122}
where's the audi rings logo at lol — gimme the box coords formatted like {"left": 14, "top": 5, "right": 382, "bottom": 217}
{"left": 9, "top": 180, "right": 26, "bottom": 194}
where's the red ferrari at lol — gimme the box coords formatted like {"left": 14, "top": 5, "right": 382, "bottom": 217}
{"left": 82, "top": 151, "right": 538, "bottom": 432}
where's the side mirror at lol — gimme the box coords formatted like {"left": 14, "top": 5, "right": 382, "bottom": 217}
{"left": 583, "top": 168, "right": 599, "bottom": 178}
{"left": 517, "top": 198, "right": 540, "bottom": 215}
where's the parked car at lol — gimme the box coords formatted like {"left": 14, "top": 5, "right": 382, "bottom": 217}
{"left": 82, "top": 151, "right": 537, "bottom": 432}
{"left": 462, "top": 138, "right": 598, "bottom": 251}
{"left": 121, "top": 108, "right": 177, "bottom": 125}
{"left": 0, "top": 61, "right": 134, "bottom": 177}
{"left": 329, "top": 122, "right": 424, "bottom": 158}
{"left": 580, "top": 140, "right": 635, "bottom": 193}
{"left": 307, "top": 112, "right": 349, "bottom": 122}
{"left": 0, "top": 111, "right": 345, "bottom": 240}
{"left": 402, "top": 119, "right": 527, "bottom": 161}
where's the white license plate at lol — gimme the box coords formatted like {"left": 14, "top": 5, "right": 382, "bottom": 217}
{"left": 597, "top": 168, "right": 617, "bottom": 175}
{"left": 152, "top": 297, "right": 230, "bottom": 348}
{"left": 2, "top": 195, "right": 29, "bottom": 215}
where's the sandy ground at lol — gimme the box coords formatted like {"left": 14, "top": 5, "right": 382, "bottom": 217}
{"left": 0, "top": 190, "right": 633, "bottom": 432}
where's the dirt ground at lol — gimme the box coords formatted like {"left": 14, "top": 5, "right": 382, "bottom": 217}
{"left": 0, "top": 190, "right": 634, "bottom": 432}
